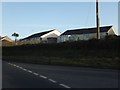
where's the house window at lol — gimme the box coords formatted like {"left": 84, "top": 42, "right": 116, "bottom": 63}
{"left": 68, "top": 35, "right": 72, "bottom": 41}
{"left": 40, "top": 38, "right": 42, "bottom": 40}
{"left": 106, "top": 33, "right": 108, "bottom": 36}
{"left": 63, "top": 38, "right": 66, "bottom": 42}
{"left": 68, "top": 35, "right": 71, "bottom": 38}
{"left": 86, "top": 34, "right": 89, "bottom": 40}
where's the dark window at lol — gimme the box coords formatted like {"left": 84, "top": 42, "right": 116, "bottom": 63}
{"left": 106, "top": 33, "right": 108, "bottom": 36}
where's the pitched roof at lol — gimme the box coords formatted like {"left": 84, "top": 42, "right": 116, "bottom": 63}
{"left": 61, "top": 26, "right": 112, "bottom": 35}
{"left": 21, "top": 30, "right": 54, "bottom": 40}
{"left": 0, "top": 36, "right": 13, "bottom": 42}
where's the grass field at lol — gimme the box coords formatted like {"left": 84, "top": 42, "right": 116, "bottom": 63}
{"left": 2, "top": 37, "right": 120, "bottom": 69}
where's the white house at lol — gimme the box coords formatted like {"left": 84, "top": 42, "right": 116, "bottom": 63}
{"left": 21, "top": 29, "right": 61, "bottom": 43}
{"left": 57, "top": 26, "right": 116, "bottom": 43}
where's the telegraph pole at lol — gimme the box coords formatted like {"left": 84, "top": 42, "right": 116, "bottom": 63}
{"left": 96, "top": 0, "right": 100, "bottom": 39}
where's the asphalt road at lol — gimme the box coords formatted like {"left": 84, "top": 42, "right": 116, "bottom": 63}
{"left": 0, "top": 60, "right": 2, "bottom": 90}
{"left": 2, "top": 61, "right": 119, "bottom": 88}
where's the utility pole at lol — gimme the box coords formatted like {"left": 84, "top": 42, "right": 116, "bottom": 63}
{"left": 96, "top": 0, "right": 100, "bottom": 39}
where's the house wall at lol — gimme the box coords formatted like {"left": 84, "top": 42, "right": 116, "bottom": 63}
{"left": 57, "top": 32, "right": 107, "bottom": 43}
{"left": 41, "top": 30, "right": 61, "bottom": 41}
{"left": 23, "top": 30, "right": 61, "bottom": 42}
{"left": 47, "top": 38, "right": 57, "bottom": 43}
{"left": 107, "top": 27, "right": 116, "bottom": 35}
{"left": 101, "top": 32, "right": 106, "bottom": 38}
{"left": 2, "top": 37, "right": 13, "bottom": 42}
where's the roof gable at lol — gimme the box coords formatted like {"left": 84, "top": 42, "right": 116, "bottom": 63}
{"left": 22, "top": 30, "right": 54, "bottom": 40}
{"left": 61, "top": 26, "right": 112, "bottom": 35}
{"left": 1, "top": 36, "right": 13, "bottom": 42}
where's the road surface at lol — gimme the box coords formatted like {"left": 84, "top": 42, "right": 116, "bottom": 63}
{"left": 2, "top": 61, "right": 119, "bottom": 88}
{"left": 0, "top": 60, "right": 2, "bottom": 90}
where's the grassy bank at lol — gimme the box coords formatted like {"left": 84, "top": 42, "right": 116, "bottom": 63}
{"left": 2, "top": 38, "right": 120, "bottom": 69}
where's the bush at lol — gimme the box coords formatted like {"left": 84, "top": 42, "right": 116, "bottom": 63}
{"left": 2, "top": 38, "right": 120, "bottom": 69}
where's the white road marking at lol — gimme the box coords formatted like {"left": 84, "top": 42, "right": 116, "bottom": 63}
{"left": 33, "top": 72, "right": 39, "bottom": 76}
{"left": 27, "top": 70, "right": 33, "bottom": 73}
{"left": 40, "top": 75, "right": 47, "bottom": 79}
{"left": 48, "top": 79, "right": 57, "bottom": 83}
{"left": 16, "top": 65, "right": 20, "bottom": 68}
{"left": 7, "top": 63, "right": 71, "bottom": 88}
{"left": 8, "top": 63, "right": 12, "bottom": 65}
{"left": 59, "top": 84, "right": 71, "bottom": 88}
{"left": 22, "top": 68, "right": 27, "bottom": 71}
{"left": 13, "top": 64, "right": 17, "bottom": 67}
{"left": 10, "top": 64, "right": 14, "bottom": 66}
{"left": 19, "top": 67, "right": 23, "bottom": 69}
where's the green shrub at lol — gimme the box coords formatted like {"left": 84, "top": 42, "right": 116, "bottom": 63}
{"left": 2, "top": 37, "right": 120, "bottom": 69}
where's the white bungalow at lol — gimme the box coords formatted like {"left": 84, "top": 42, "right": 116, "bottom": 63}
{"left": 21, "top": 29, "right": 61, "bottom": 43}
{"left": 57, "top": 26, "right": 116, "bottom": 43}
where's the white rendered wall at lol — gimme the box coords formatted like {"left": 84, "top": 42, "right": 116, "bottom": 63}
{"left": 41, "top": 30, "right": 61, "bottom": 40}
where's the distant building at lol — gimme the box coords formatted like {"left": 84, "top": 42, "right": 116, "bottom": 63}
{"left": 0, "top": 36, "right": 13, "bottom": 46}
{"left": 20, "top": 29, "right": 61, "bottom": 43}
{"left": 57, "top": 26, "right": 116, "bottom": 43}
{"left": 0, "top": 36, "right": 13, "bottom": 42}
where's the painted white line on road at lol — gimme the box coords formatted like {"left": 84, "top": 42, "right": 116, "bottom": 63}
{"left": 8, "top": 63, "right": 15, "bottom": 66}
{"left": 16, "top": 65, "right": 20, "bottom": 68}
{"left": 48, "top": 79, "right": 57, "bottom": 83}
{"left": 7, "top": 63, "right": 72, "bottom": 88}
{"left": 27, "top": 70, "right": 33, "bottom": 73}
{"left": 22, "top": 68, "right": 27, "bottom": 71}
{"left": 13, "top": 64, "right": 17, "bottom": 67}
{"left": 59, "top": 84, "right": 71, "bottom": 88}
{"left": 10, "top": 64, "right": 14, "bottom": 66}
{"left": 40, "top": 75, "right": 47, "bottom": 79}
{"left": 33, "top": 72, "right": 39, "bottom": 76}
{"left": 8, "top": 63, "right": 12, "bottom": 66}
{"left": 19, "top": 67, "right": 24, "bottom": 69}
